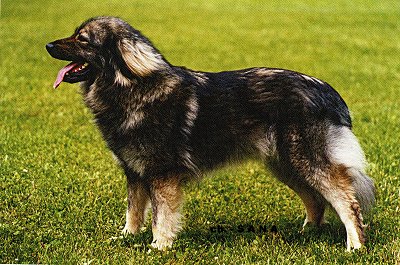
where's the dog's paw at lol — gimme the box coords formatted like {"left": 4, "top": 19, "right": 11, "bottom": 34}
{"left": 346, "top": 234, "right": 363, "bottom": 251}
{"left": 121, "top": 223, "right": 138, "bottom": 235}
{"left": 346, "top": 241, "right": 362, "bottom": 251}
{"left": 301, "top": 216, "right": 329, "bottom": 231}
{"left": 150, "top": 238, "right": 173, "bottom": 250}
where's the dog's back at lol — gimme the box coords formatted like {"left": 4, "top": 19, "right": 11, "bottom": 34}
{"left": 186, "top": 68, "right": 350, "bottom": 168}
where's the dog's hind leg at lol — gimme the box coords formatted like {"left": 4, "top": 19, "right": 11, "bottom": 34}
{"left": 277, "top": 123, "right": 372, "bottom": 250}
{"left": 320, "top": 125, "right": 375, "bottom": 250}
{"left": 122, "top": 171, "right": 150, "bottom": 235}
{"left": 283, "top": 159, "right": 366, "bottom": 250}
{"left": 269, "top": 163, "right": 327, "bottom": 228}
{"left": 149, "top": 175, "right": 183, "bottom": 250}
{"left": 312, "top": 165, "right": 367, "bottom": 251}
{"left": 296, "top": 187, "right": 327, "bottom": 228}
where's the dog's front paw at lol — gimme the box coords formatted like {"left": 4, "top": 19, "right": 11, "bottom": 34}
{"left": 150, "top": 237, "right": 173, "bottom": 250}
{"left": 121, "top": 223, "right": 138, "bottom": 235}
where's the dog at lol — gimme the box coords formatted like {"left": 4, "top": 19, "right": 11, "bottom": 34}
{"left": 46, "top": 16, "right": 375, "bottom": 251}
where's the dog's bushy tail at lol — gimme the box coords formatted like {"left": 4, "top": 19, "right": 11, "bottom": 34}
{"left": 327, "top": 125, "right": 376, "bottom": 212}
{"left": 348, "top": 168, "right": 375, "bottom": 212}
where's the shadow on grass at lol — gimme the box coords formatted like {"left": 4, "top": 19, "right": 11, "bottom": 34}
{"left": 178, "top": 219, "right": 347, "bottom": 248}
{"left": 115, "top": 221, "right": 342, "bottom": 250}
{"left": 112, "top": 216, "right": 383, "bottom": 252}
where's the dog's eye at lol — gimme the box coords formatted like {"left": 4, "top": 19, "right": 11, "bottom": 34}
{"left": 75, "top": 34, "right": 89, "bottom": 43}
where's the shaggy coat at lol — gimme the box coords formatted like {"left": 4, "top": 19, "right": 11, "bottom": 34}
{"left": 46, "top": 16, "right": 375, "bottom": 251}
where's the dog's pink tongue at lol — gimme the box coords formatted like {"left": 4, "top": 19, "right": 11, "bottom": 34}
{"left": 53, "top": 62, "right": 79, "bottom": 88}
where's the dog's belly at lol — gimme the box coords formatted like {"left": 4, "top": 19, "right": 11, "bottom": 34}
{"left": 189, "top": 121, "right": 277, "bottom": 171}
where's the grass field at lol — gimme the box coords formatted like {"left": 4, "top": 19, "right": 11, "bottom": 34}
{"left": 1, "top": 0, "right": 400, "bottom": 264}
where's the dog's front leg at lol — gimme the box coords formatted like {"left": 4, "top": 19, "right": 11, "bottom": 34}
{"left": 149, "top": 176, "right": 183, "bottom": 250}
{"left": 122, "top": 169, "right": 150, "bottom": 235}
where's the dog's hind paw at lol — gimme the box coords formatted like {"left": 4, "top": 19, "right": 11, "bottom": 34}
{"left": 302, "top": 216, "right": 329, "bottom": 230}
{"left": 346, "top": 241, "right": 363, "bottom": 251}
{"left": 346, "top": 233, "right": 363, "bottom": 251}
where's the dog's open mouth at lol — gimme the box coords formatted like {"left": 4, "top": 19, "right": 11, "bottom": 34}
{"left": 53, "top": 61, "right": 92, "bottom": 88}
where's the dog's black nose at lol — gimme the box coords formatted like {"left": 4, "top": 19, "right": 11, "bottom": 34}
{"left": 46, "top": 43, "right": 54, "bottom": 52}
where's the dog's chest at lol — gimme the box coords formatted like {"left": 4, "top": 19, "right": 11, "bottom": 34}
{"left": 107, "top": 122, "right": 180, "bottom": 176}
{"left": 115, "top": 146, "right": 148, "bottom": 176}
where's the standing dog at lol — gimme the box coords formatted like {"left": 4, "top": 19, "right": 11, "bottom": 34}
{"left": 46, "top": 16, "right": 375, "bottom": 251}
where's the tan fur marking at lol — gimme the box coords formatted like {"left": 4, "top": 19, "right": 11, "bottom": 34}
{"left": 297, "top": 190, "right": 326, "bottom": 227}
{"left": 335, "top": 165, "right": 366, "bottom": 240}
{"left": 331, "top": 164, "right": 354, "bottom": 189}
{"left": 122, "top": 181, "right": 150, "bottom": 235}
{"left": 150, "top": 176, "right": 183, "bottom": 250}
{"left": 119, "top": 40, "right": 166, "bottom": 76}
{"left": 115, "top": 70, "right": 133, "bottom": 86}
{"left": 326, "top": 165, "right": 366, "bottom": 250}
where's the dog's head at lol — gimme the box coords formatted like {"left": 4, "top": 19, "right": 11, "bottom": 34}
{"left": 46, "top": 16, "right": 167, "bottom": 88}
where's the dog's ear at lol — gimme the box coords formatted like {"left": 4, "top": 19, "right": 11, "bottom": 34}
{"left": 118, "top": 39, "right": 165, "bottom": 76}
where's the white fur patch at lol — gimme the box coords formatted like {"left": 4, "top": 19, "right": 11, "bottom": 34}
{"left": 183, "top": 95, "right": 199, "bottom": 134}
{"left": 122, "top": 209, "right": 137, "bottom": 235}
{"left": 326, "top": 125, "right": 366, "bottom": 172}
{"left": 256, "top": 126, "right": 277, "bottom": 158}
{"left": 323, "top": 191, "right": 363, "bottom": 251}
{"left": 301, "top": 74, "right": 324, "bottom": 85}
{"left": 122, "top": 200, "right": 151, "bottom": 235}
{"left": 326, "top": 124, "right": 375, "bottom": 216}
{"left": 255, "top": 68, "right": 285, "bottom": 76}
{"left": 119, "top": 40, "right": 166, "bottom": 76}
{"left": 189, "top": 71, "right": 209, "bottom": 85}
{"left": 151, "top": 209, "right": 182, "bottom": 250}
{"left": 179, "top": 95, "right": 199, "bottom": 172}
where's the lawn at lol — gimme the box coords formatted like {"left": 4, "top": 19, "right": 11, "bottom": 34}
{"left": 1, "top": 0, "right": 399, "bottom": 264}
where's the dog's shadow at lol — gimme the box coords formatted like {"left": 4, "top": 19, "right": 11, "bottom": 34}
{"left": 118, "top": 218, "right": 359, "bottom": 250}
{"left": 177, "top": 220, "right": 345, "bottom": 249}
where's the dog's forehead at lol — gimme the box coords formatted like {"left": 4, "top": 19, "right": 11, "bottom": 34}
{"left": 76, "top": 23, "right": 108, "bottom": 42}
{"left": 76, "top": 18, "right": 129, "bottom": 41}
{"left": 81, "top": 17, "right": 125, "bottom": 31}
{"left": 79, "top": 21, "right": 105, "bottom": 33}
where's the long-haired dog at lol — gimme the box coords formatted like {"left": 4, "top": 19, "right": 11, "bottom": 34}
{"left": 46, "top": 16, "right": 375, "bottom": 251}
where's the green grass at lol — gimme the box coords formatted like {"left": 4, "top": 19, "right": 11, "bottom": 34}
{"left": 1, "top": 0, "right": 400, "bottom": 263}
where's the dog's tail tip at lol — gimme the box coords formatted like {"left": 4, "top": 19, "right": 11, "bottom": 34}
{"left": 348, "top": 168, "right": 376, "bottom": 213}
